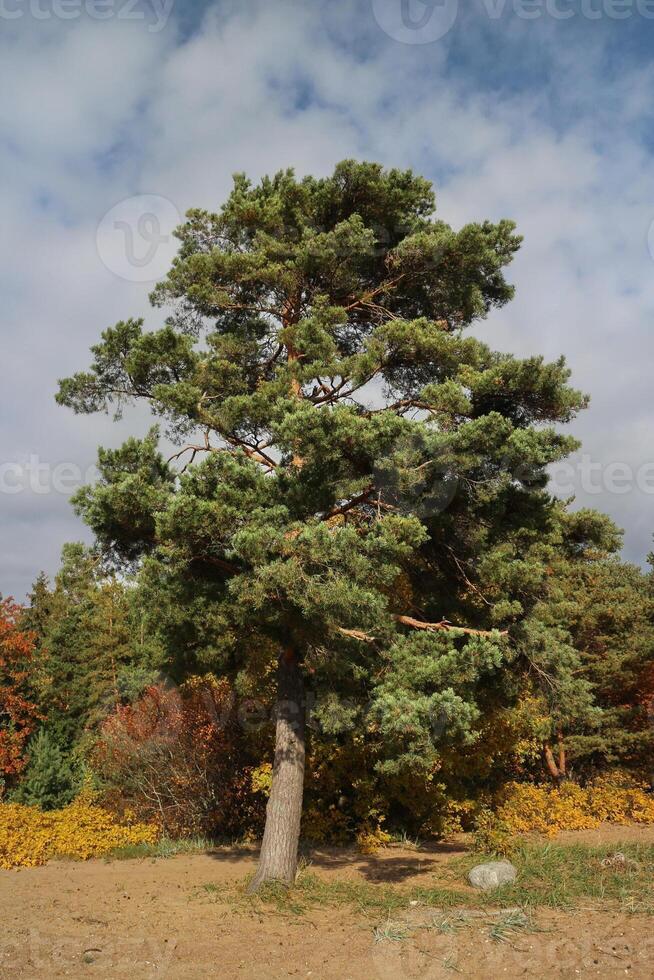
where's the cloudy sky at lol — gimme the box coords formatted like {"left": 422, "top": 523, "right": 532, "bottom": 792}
{"left": 2, "top": 0, "right": 654, "bottom": 600}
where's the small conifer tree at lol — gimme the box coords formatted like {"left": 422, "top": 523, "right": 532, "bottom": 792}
{"left": 13, "top": 728, "right": 77, "bottom": 810}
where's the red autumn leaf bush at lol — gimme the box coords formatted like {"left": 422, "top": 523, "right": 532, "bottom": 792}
{"left": 94, "top": 675, "right": 264, "bottom": 838}
{"left": 0, "top": 599, "right": 41, "bottom": 783}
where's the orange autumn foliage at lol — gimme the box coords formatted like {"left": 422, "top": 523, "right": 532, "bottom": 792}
{"left": 94, "top": 675, "right": 264, "bottom": 838}
{"left": 0, "top": 599, "right": 41, "bottom": 780}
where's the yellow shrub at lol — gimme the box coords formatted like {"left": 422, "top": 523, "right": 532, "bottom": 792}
{"left": 0, "top": 798, "right": 159, "bottom": 870}
{"left": 497, "top": 779, "right": 654, "bottom": 837}
{"left": 356, "top": 819, "right": 393, "bottom": 855}
{"left": 250, "top": 762, "right": 273, "bottom": 797}
{"left": 439, "top": 797, "right": 478, "bottom": 837}
{"left": 547, "top": 782, "right": 599, "bottom": 832}
{"left": 473, "top": 808, "right": 517, "bottom": 857}
{"left": 586, "top": 774, "right": 654, "bottom": 824}
{"left": 302, "top": 803, "right": 351, "bottom": 844}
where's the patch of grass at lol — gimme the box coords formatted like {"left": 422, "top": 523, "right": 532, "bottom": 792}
{"left": 237, "top": 840, "right": 654, "bottom": 919}
{"left": 238, "top": 868, "right": 478, "bottom": 920}
{"left": 420, "top": 912, "right": 469, "bottom": 935}
{"left": 236, "top": 869, "right": 416, "bottom": 918}
{"left": 487, "top": 909, "right": 533, "bottom": 944}
{"left": 373, "top": 915, "right": 410, "bottom": 943}
{"left": 104, "top": 835, "right": 213, "bottom": 861}
{"left": 450, "top": 841, "right": 654, "bottom": 913}
{"left": 110, "top": 834, "right": 654, "bottom": 923}
{"left": 256, "top": 879, "right": 308, "bottom": 915}
{"left": 387, "top": 829, "right": 423, "bottom": 850}
{"left": 200, "top": 882, "right": 221, "bottom": 894}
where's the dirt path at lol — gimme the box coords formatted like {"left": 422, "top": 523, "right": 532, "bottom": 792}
{"left": 1, "top": 833, "right": 652, "bottom": 978}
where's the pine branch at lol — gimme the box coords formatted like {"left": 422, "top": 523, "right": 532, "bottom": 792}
{"left": 168, "top": 432, "right": 276, "bottom": 472}
{"left": 337, "top": 616, "right": 508, "bottom": 643}
{"left": 394, "top": 614, "right": 508, "bottom": 637}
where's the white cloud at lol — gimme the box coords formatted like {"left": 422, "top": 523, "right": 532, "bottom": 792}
{"left": 2, "top": 1, "right": 654, "bottom": 597}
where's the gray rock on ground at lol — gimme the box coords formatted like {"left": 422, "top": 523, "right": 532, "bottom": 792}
{"left": 467, "top": 860, "right": 517, "bottom": 890}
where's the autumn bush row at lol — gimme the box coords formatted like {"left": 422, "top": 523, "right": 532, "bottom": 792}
{"left": 498, "top": 778, "right": 654, "bottom": 835}
{"left": 91, "top": 678, "right": 654, "bottom": 852}
{"left": 0, "top": 793, "right": 158, "bottom": 870}
{"left": 3, "top": 658, "right": 654, "bottom": 869}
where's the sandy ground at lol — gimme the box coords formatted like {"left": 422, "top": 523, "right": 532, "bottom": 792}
{"left": 1, "top": 829, "right": 653, "bottom": 979}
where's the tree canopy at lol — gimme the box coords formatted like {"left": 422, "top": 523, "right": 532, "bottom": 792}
{"left": 56, "top": 160, "right": 611, "bottom": 886}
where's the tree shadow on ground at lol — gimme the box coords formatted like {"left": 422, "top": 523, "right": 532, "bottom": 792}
{"left": 302, "top": 841, "right": 469, "bottom": 882}
{"left": 204, "top": 839, "right": 469, "bottom": 884}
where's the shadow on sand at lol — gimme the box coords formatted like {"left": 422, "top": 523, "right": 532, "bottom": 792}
{"left": 204, "top": 838, "right": 469, "bottom": 884}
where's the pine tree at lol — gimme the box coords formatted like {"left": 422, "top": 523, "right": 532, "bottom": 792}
{"left": 12, "top": 728, "right": 77, "bottom": 810}
{"left": 22, "top": 571, "right": 56, "bottom": 640}
{"left": 20, "top": 572, "right": 64, "bottom": 710}
{"left": 35, "top": 545, "right": 103, "bottom": 747}
{"left": 532, "top": 517, "right": 654, "bottom": 779}
{"left": 57, "top": 160, "right": 589, "bottom": 888}
{"left": 29, "top": 545, "right": 155, "bottom": 749}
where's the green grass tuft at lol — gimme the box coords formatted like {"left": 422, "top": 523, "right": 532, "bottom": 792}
{"left": 449, "top": 841, "right": 654, "bottom": 913}
{"left": 373, "top": 915, "right": 411, "bottom": 943}
{"left": 487, "top": 909, "right": 533, "bottom": 944}
{"left": 104, "top": 835, "right": 213, "bottom": 861}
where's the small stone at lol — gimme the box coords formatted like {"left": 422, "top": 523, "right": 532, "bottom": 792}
{"left": 467, "top": 860, "right": 517, "bottom": 890}
{"left": 600, "top": 852, "right": 640, "bottom": 871}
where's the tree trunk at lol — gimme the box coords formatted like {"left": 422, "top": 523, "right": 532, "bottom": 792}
{"left": 543, "top": 736, "right": 567, "bottom": 786}
{"left": 543, "top": 742, "right": 562, "bottom": 785}
{"left": 248, "top": 647, "right": 306, "bottom": 893}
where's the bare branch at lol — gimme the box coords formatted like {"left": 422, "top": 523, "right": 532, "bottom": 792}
{"left": 393, "top": 614, "right": 508, "bottom": 637}
{"left": 336, "top": 626, "right": 376, "bottom": 642}
{"left": 337, "top": 615, "right": 508, "bottom": 643}
{"left": 445, "top": 545, "right": 493, "bottom": 608}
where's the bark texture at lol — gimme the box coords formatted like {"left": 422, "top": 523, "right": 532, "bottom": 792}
{"left": 248, "top": 648, "right": 306, "bottom": 893}
{"left": 543, "top": 736, "right": 567, "bottom": 786}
